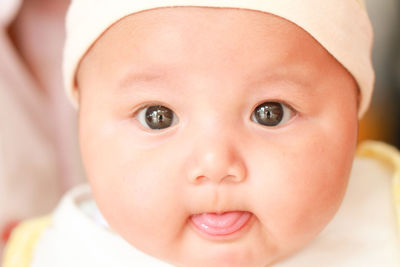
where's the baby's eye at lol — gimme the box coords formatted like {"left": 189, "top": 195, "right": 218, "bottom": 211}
{"left": 251, "top": 102, "right": 293, "bottom": 127}
{"left": 137, "top": 105, "right": 178, "bottom": 130}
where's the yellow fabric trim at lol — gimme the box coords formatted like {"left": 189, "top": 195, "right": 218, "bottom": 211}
{"left": 357, "top": 141, "right": 400, "bottom": 238}
{"left": 2, "top": 216, "right": 51, "bottom": 267}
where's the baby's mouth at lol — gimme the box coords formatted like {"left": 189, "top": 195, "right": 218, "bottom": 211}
{"left": 190, "top": 211, "right": 252, "bottom": 237}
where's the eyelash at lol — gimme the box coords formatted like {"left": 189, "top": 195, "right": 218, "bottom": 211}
{"left": 131, "top": 102, "right": 179, "bottom": 131}
{"left": 250, "top": 101, "right": 296, "bottom": 126}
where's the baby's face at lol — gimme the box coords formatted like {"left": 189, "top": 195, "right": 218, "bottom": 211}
{"left": 77, "top": 7, "right": 358, "bottom": 267}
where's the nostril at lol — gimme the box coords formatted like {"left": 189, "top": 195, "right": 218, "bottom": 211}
{"left": 186, "top": 155, "right": 247, "bottom": 184}
{"left": 191, "top": 172, "right": 246, "bottom": 185}
{"left": 185, "top": 141, "right": 247, "bottom": 184}
{"left": 193, "top": 175, "right": 208, "bottom": 184}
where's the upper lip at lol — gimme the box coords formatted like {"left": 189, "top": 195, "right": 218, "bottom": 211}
{"left": 184, "top": 185, "right": 247, "bottom": 210}
{"left": 192, "top": 210, "right": 248, "bottom": 215}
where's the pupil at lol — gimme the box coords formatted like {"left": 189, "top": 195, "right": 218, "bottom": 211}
{"left": 254, "top": 102, "right": 283, "bottom": 126}
{"left": 145, "top": 105, "right": 173, "bottom": 129}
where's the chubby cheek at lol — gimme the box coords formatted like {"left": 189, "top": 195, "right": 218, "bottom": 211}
{"left": 251, "top": 116, "right": 357, "bottom": 252}
{"left": 79, "top": 118, "right": 186, "bottom": 258}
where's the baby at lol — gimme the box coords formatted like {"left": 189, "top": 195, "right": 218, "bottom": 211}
{"left": 5, "top": 0, "right": 400, "bottom": 266}
{"left": 74, "top": 3, "right": 364, "bottom": 266}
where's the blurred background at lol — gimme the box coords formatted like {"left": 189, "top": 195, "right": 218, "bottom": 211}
{"left": 359, "top": 0, "right": 400, "bottom": 147}
{"left": 0, "top": 0, "right": 399, "bottom": 260}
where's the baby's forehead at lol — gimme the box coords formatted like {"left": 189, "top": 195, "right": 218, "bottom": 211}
{"left": 79, "top": 8, "right": 337, "bottom": 91}
{"left": 83, "top": 8, "right": 330, "bottom": 73}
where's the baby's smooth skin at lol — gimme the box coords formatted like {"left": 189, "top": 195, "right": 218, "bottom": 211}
{"left": 76, "top": 7, "right": 358, "bottom": 267}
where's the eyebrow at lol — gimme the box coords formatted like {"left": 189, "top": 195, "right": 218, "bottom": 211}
{"left": 117, "top": 64, "right": 315, "bottom": 94}
{"left": 248, "top": 66, "right": 314, "bottom": 90}
{"left": 118, "top": 71, "right": 166, "bottom": 90}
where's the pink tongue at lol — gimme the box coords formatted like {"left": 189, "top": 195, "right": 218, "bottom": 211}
{"left": 191, "top": 211, "right": 251, "bottom": 236}
{"left": 197, "top": 212, "right": 243, "bottom": 228}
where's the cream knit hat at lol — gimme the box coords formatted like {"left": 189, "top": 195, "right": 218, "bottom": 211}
{"left": 63, "top": 0, "right": 374, "bottom": 117}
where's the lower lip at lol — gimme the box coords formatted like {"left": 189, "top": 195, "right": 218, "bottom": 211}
{"left": 190, "top": 211, "right": 252, "bottom": 238}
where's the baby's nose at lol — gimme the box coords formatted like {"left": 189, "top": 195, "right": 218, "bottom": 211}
{"left": 185, "top": 137, "right": 247, "bottom": 184}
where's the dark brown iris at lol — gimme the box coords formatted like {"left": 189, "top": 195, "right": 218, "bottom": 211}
{"left": 145, "top": 105, "right": 174, "bottom": 129}
{"left": 254, "top": 102, "right": 284, "bottom": 126}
